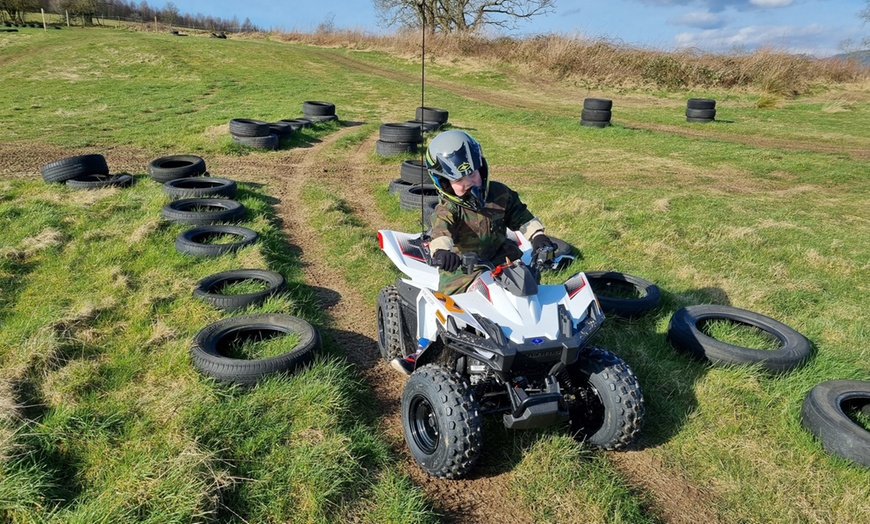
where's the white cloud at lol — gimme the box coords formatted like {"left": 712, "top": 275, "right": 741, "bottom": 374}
{"left": 674, "top": 23, "right": 839, "bottom": 55}
{"left": 639, "top": 0, "right": 795, "bottom": 10}
{"left": 749, "top": 0, "right": 794, "bottom": 7}
{"left": 669, "top": 11, "right": 728, "bottom": 29}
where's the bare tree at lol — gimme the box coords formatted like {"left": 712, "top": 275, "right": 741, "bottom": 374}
{"left": 374, "top": 0, "right": 555, "bottom": 33}
{"left": 58, "top": 0, "right": 104, "bottom": 26}
{"left": 1, "top": 0, "right": 41, "bottom": 22}
{"left": 160, "top": 0, "right": 176, "bottom": 25}
{"left": 861, "top": 1, "right": 870, "bottom": 47}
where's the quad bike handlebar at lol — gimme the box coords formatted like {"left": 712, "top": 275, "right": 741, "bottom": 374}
{"left": 459, "top": 246, "right": 556, "bottom": 275}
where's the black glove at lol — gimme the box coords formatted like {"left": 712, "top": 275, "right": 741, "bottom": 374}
{"left": 531, "top": 233, "right": 555, "bottom": 252}
{"left": 432, "top": 249, "right": 461, "bottom": 272}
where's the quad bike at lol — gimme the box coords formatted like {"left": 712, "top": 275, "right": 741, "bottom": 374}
{"left": 376, "top": 228, "right": 645, "bottom": 479}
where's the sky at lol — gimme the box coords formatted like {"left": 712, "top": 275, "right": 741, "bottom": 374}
{"left": 164, "top": 1, "right": 869, "bottom": 57}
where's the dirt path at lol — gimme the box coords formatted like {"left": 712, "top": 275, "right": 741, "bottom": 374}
{"left": 206, "top": 130, "right": 533, "bottom": 524}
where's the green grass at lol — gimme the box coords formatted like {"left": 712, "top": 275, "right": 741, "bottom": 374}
{"left": 2, "top": 26, "right": 869, "bottom": 524}
{"left": 197, "top": 232, "right": 244, "bottom": 245}
{"left": 0, "top": 178, "right": 434, "bottom": 521}
{"left": 216, "top": 278, "right": 270, "bottom": 295}
{"left": 700, "top": 319, "right": 781, "bottom": 352}
{"left": 223, "top": 331, "right": 302, "bottom": 360}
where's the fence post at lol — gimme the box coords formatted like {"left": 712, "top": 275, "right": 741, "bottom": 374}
{"left": 41, "top": 8, "right": 46, "bottom": 30}
{"left": 66, "top": 10, "right": 70, "bottom": 27}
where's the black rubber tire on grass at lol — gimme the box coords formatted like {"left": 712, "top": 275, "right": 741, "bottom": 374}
{"left": 404, "top": 120, "right": 441, "bottom": 133}
{"left": 163, "top": 177, "right": 237, "bottom": 199}
{"left": 191, "top": 314, "right": 320, "bottom": 385}
{"left": 232, "top": 134, "right": 279, "bottom": 150}
{"left": 581, "top": 109, "right": 612, "bottom": 122}
{"left": 380, "top": 123, "right": 423, "bottom": 144}
{"left": 65, "top": 173, "right": 133, "bottom": 190}
{"left": 585, "top": 271, "right": 661, "bottom": 319}
{"left": 686, "top": 108, "right": 716, "bottom": 119}
{"left": 376, "top": 140, "right": 417, "bottom": 157}
{"left": 667, "top": 304, "right": 812, "bottom": 372}
{"left": 268, "top": 122, "right": 294, "bottom": 136}
{"left": 161, "top": 198, "right": 245, "bottom": 225}
{"left": 401, "top": 364, "right": 482, "bottom": 479}
{"left": 550, "top": 236, "right": 574, "bottom": 258}
{"left": 801, "top": 380, "right": 870, "bottom": 467}
{"left": 308, "top": 115, "right": 339, "bottom": 123}
{"left": 563, "top": 346, "right": 644, "bottom": 449}
{"left": 583, "top": 98, "right": 613, "bottom": 111}
{"left": 376, "top": 285, "right": 406, "bottom": 361}
{"left": 175, "top": 225, "right": 258, "bottom": 257}
{"left": 193, "top": 269, "right": 286, "bottom": 311}
{"left": 302, "top": 101, "right": 336, "bottom": 117}
{"left": 389, "top": 178, "right": 415, "bottom": 195}
{"left": 228, "top": 118, "right": 270, "bottom": 137}
{"left": 147, "top": 155, "right": 207, "bottom": 183}
{"left": 580, "top": 120, "right": 611, "bottom": 128}
{"left": 415, "top": 106, "right": 449, "bottom": 124}
{"left": 41, "top": 154, "right": 109, "bottom": 183}
{"left": 686, "top": 117, "right": 715, "bottom": 123}
{"left": 687, "top": 98, "right": 716, "bottom": 110}
{"left": 400, "top": 159, "right": 429, "bottom": 185}
{"left": 421, "top": 200, "right": 438, "bottom": 226}
{"left": 278, "top": 118, "right": 311, "bottom": 130}
{"left": 399, "top": 184, "right": 439, "bottom": 211}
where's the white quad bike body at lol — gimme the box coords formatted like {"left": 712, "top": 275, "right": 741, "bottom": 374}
{"left": 376, "top": 228, "right": 644, "bottom": 478}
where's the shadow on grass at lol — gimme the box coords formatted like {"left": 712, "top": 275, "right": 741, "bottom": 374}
{"left": 7, "top": 373, "right": 85, "bottom": 510}
{"left": 0, "top": 255, "right": 37, "bottom": 325}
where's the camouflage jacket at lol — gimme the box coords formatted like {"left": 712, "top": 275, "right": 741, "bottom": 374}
{"left": 428, "top": 181, "right": 544, "bottom": 263}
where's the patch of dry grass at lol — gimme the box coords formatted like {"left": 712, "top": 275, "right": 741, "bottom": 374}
{"left": 271, "top": 29, "right": 869, "bottom": 95}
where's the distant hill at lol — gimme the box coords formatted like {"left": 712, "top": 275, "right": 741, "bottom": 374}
{"left": 831, "top": 50, "right": 870, "bottom": 65}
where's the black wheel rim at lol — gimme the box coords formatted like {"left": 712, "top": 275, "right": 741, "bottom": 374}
{"left": 569, "top": 382, "right": 606, "bottom": 439}
{"left": 409, "top": 394, "right": 439, "bottom": 455}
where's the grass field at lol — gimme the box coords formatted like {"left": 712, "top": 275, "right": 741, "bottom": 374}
{"left": 1, "top": 25, "right": 868, "bottom": 523}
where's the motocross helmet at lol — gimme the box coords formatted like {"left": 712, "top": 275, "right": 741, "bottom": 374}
{"left": 425, "top": 130, "right": 490, "bottom": 211}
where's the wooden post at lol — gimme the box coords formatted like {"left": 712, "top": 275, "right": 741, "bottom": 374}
{"left": 66, "top": 10, "right": 70, "bottom": 27}
{"left": 154, "top": 15, "right": 157, "bottom": 32}
{"left": 41, "top": 8, "right": 46, "bottom": 30}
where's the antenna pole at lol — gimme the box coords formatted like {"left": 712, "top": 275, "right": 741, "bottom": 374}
{"left": 419, "top": 1, "right": 427, "bottom": 234}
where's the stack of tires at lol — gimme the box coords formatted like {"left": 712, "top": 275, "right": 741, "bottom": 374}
{"left": 405, "top": 106, "right": 448, "bottom": 132}
{"left": 400, "top": 182, "right": 439, "bottom": 214}
{"left": 376, "top": 122, "right": 423, "bottom": 157}
{"left": 386, "top": 159, "right": 439, "bottom": 225}
{"left": 686, "top": 98, "right": 716, "bottom": 123}
{"left": 581, "top": 98, "right": 613, "bottom": 128}
{"left": 302, "top": 101, "right": 339, "bottom": 123}
{"left": 39, "top": 154, "right": 133, "bottom": 189}
{"left": 229, "top": 118, "right": 279, "bottom": 150}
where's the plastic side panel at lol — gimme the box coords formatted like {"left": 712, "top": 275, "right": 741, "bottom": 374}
{"left": 415, "top": 288, "right": 486, "bottom": 341}
{"left": 379, "top": 230, "right": 439, "bottom": 290}
{"left": 565, "top": 272, "right": 595, "bottom": 321}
